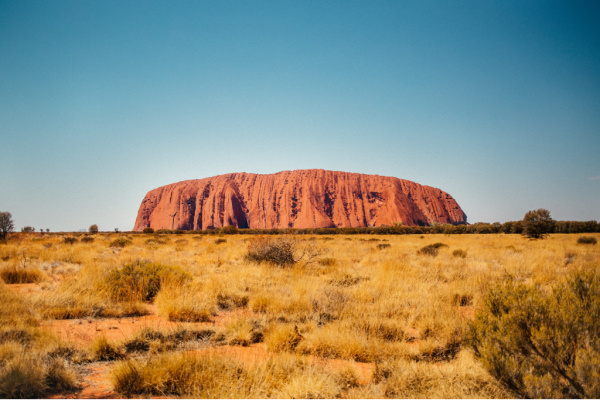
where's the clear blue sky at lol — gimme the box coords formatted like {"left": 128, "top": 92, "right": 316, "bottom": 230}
{"left": 2, "top": 0, "right": 599, "bottom": 231}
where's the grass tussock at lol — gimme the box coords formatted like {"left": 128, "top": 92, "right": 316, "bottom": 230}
{"left": 226, "top": 317, "right": 265, "bottom": 346}
{"left": 112, "top": 351, "right": 346, "bottom": 398}
{"left": 155, "top": 283, "right": 214, "bottom": 322}
{"left": 103, "top": 260, "right": 191, "bottom": 302}
{"left": 90, "top": 336, "right": 125, "bottom": 361}
{"left": 371, "top": 351, "right": 508, "bottom": 398}
{"left": 35, "top": 263, "right": 151, "bottom": 319}
{"left": 0, "top": 284, "right": 79, "bottom": 398}
{"left": 122, "top": 327, "right": 220, "bottom": 355}
{"left": 264, "top": 324, "right": 304, "bottom": 352}
{"left": 0, "top": 264, "right": 45, "bottom": 284}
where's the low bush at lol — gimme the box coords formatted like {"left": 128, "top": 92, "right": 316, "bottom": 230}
{"left": 418, "top": 242, "right": 447, "bottom": 256}
{"left": 109, "top": 238, "right": 132, "bottom": 248}
{"left": 245, "top": 236, "right": 320, "bottom": 267}
{"left": 377, "top": 243, "right": 391, "bottom": 250}
{"left": 452, "top": 249, "right": 468, "bottom": 258}
{"left": 142, "top": 227, "right": 154, "bottom": 234}
{"left": 468, "top": 269, "right": 600, "bottom": 398}
{"left": 80, "top": 236, "right": 94, "bottom": 243}
{"left": 104, "top": 261, "right": 191, "bottom": 302}
{"left": 62, "top": 237, "right": 78, "bottom": 245}
{"left": 577, "top": 236, "right": 597, "bottom": 245}
{"left": 246, "top": 236, "right": 296, "bottom": 266}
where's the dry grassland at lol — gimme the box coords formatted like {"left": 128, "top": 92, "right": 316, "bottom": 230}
{"left": 0, "top": 232, "right": 598, "bottom": 398}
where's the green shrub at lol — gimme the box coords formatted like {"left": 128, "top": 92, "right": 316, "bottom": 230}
{"left": 577, "top": 236, "right": 597, "bottom": 245}
{"left": 468, "top": 270, "right": 600, "bottom": 398}
{"left": 214, "top": 238, "right": 227, "bottom": 244}
{"left": 104, "top": 261, "right": 191, "bottom": 302}
{"left": 81, "top": 236, "right": 94, "bottom": 243}
{"left": 109, "top": 238, "right": 132, "bottom": 248}
{"left": 377, "top": 243, "right": 391, "bottom": 250}
{"left": 142, "top": 227, "right": 155, "bottom": 234}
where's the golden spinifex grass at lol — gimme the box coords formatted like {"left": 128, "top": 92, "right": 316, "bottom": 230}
{"left": 0, "top": 282, "right": 79, "bottom": 397}
{"left": 0, "top": 232, "right": 598, "bottom": 398}
{"left": 111, "top": 351, "right": 346, "bottom": 398}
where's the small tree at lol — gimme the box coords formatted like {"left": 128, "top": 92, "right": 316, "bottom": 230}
{"left": 0, "top": 212, "right": 14, "bottom": 241}
{"left": 21, "top": 226, "right": 35, "bottom": 233}
{"left": 89, "top": 224, "right": 99, "bottom": 234}
{"left": 522, "top": 208, "right": 555, "bottom": 239}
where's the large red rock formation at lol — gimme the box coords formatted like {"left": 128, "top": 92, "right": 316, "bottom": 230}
{"left": 133, "top": 170, "right": 467, "bottom": 231}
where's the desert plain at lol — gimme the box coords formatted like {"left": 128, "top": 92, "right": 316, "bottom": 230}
{"left": 0, "top": 231, "right": 599, "bottom": 398}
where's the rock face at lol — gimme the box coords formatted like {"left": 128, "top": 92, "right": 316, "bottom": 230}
{"left": 133, "top": 170, "right": 467, "bottom": 231}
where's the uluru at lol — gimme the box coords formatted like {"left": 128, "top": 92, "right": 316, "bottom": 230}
{"left": 133, "top": 169, "right": 467, "bottom": 231}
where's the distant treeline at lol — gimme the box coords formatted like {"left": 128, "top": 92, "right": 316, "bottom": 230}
{"left": 140, "top": 220, "right": 600, "bottom": 236}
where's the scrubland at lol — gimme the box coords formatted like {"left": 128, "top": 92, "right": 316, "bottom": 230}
{"left": 0, "top": 231, "right": 598, "bottom": 398}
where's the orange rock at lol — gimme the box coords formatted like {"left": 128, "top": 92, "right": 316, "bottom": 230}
{"left": 133, "top": 169, "right": 467, "bottom": 230}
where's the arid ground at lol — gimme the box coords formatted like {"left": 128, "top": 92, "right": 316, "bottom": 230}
{"left": 1, "top": 232, "right": 598, "bottom": 398}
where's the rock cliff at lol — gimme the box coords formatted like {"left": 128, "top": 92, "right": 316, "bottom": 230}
{"left": 133, "top": 170, "right": 467, "bottom": 231}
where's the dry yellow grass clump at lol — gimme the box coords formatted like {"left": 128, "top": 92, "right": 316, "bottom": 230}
{"left": 0, "top": 231, "right": 598, "bottom": 398}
